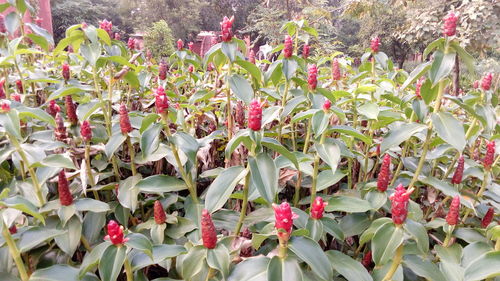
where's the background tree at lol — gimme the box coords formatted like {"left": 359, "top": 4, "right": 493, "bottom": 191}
{"left": 143, "top": 20, "right": 175, "bottom": 60}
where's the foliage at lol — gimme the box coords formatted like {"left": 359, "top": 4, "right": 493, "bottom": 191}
{"left": 143, "top": 20, "right": 175, "bottom": 60}
{"left": 0, "top": 1, "right": 499, "bottom": 281}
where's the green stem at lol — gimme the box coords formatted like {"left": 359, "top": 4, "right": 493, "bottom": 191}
{"left": 277, "top": 81, "right": 290, "bottom": 143}
{"left": 126, "top": 136, "right": 136, "bottom": 176}
{"left": 84, "top": 143, "right": 99, "bottom": 200}
{"left": 2, "top": 221, "right": 29, "bottom": 281}
{"left": 382, "top": 243, "right": 403, "bottom": 281}
{"left": 361, "top": 121, "right": 373, "bottom": 182}
{"left": 234, "top": 167, "right": 251, "bottom": 235}
{"left": 302, "top": 118, "right": 313, "bottom": 154}
{"left": 293, "top": 172, "right": 303, "bottom": 207}
{"left": 226, "top": 63, "right": 233, "bottom": 142}
{"left": 124, "top": 257, "right": 133, "bottom": 281}
{"left": 443, "top": 231, "right": 452, "bottom": 247}
{"left": 278, "top": 239, "right": 288, "bottom": 259}
{"left": 310, "top": 133, "right": 327, "bottom": 207}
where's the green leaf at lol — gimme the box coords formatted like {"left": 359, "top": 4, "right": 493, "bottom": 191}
{"left": 31, "top": 264, "right": 86, "bottom": 281}
{"left": 420, "top": 79, "right": 440, "bottom": 105}
{"left": 47, "top": 86, "right": 85, "bottom": 102}
{"left": 140, "top": 123, "right": 162, "bottom": 157}
{"left": 0, "top": 196, "right": 44, "bottom": 223}
{"left": 229, "top": 74, "right": 254, "bottom": 104}
{"left": 312, "top": 110, "right": 329, "bottom": 136}
{"left": 98, "top": 245, "right": 126, "bottom": 281}
{"left": 205, "top": 166, "right": 247, "bottom": 213}
{"left": 431, "top": 112, "right": 465, "bottom": 151}
{"left": 136, "top": 175, "right": 187, "bottom": 194}
{"left": 401, "top": 61, "right": 432, "bottom": 90}
{"left": 228, "top": 256, "right": 269, "bottom": 281}
{"left": 288, "top": 236, "right": 333, "bottom": 280}
{"left": 359, "top": 218, "right": 392, "bottom": 246}
{"left": 423, "top": 38, "right": 445, "bottom": 58}
{"left": 182, "top": 245, "right": 207, "bottom": 280}
{"left": 54, "top": 216, "right": 82, "bottom": 256}
{"left": 17, "top": 106, "right": 55, "bottom": 126}
{"left": 328, "top": 125, "right": 372, "bottom": 144}
{"left": 5, "top": 12, "right": 19, "bottom": 36}
{"left": 381, "top": 123, "right": 427, "bottom": 152}
{"left": 104, "top": 133, "right": 127, "bottom": 158}
{"left": 267, "top": 256, "right": 303, "bottom": 281}
{"left": 282, "top": 59, "right": 298, "bottom": 81}
{"left": 315, "top": 141, "right": 340, "bottom": 175}
{"left": 320, "top": 217, "right": 344, "bottom": 240}
{"left": 464, "top": 251, "right": 500, "bottom": 281}
{"left": 225, "top": 129, "right": 250, "bottom": 159}
{"left": 18, "top": 227, "right": 65, "bottom": 253}
{"left": 80, "top": 42, "right": 101, "bottom": 67}
{"left": 125, "top": 233, "right": 153, "bottom": 258}
{"left": 449, "top": 41, "right": 474, "bottom": 74}
{"left": 249, "top": 153, "right": 278, "bottom": 204}
{"left": 403, "top": 255, "right": 448, "bottom": 281}
{"left": 74, "top": 198, "right": 110, "bottom": 213}
{"left": 0, "top": 109, "right": 22, "bottom": 140}
{"left": 235, "top": 59, "right": 262, "bottom": 85}
{"left": 317, "top": 169, "right": 346, "bottom": 192}
{"left": 429, "top": 50, "right": 456, "bottom": 85}
{"left": 37, "top": 153, "right": 77, "bottom": 169}
{"left": 327, "top": 250, "right": 373, "bottom": 281}
{"left": 305, "top": 218, "right": 323, "bottom": 242}
{"left": 403, "top": 219, "right": 429, "bottom": 254}
{"left": 117, "top": 175, "right": 142, "bottom": 211}
{"left": 207, "top": 245, "right": 230, "bottom": 279}
{"left": 261, "top": 137, "right": 299, "bottom": 169}
{"left": 130, "top": 244, "right": 186, "bottom": 271}
{"left": 371, "top": 222, "right": 403, "bottom": 265}
{"left": 221, "top": 41, "right": 237, "bottom": 62}
{"left": 79, "top": 242, "right": 111, "bottom": 278}
{"left": 326, "top": 196, "right": 372, "bottom": 213}
{"left": 358, "top": 102, "right": 379, "bottom": 120}
{"left": 25, "top": 23, "right": 54, "bottom": 46}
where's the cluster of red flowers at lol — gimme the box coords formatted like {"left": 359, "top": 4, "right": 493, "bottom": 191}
{"left": 177, "top": 39, "right": 184, "bottom": 51}
{"left": 127, "top": 38, "right": 138, "bottom": 50}
{"left": 99, "top": 19, "right": 113, "bottom": 36}
{"left": 62, "top": 63, "right": 70, "bottom": 81}
{"left": 248, "top": 99, "right": 262, "bottom": 131}
{"left": 390, "top": 184, "right": 413, "bottom": 224}
{"left": 80, "top": 120, "right": 92, "bottom": 142}
{"left": 65, "top": 96, "right": 78, "bottom": 125}
{"left": 323, "top": 99, "right": 331, "bottom": 111}
{"left": 119, "top": 104, "right": 132, "bottom": 134}
{"left": 443, "top": 12, "right": 458, "bottom": 37}
{"left": 248, "top": 50, "right": 256, "bottom": 64}
{"left": 220, "top": 16, "right": 234, "bottom": 42}
{"left": 370, "top": 37, "right": 380, "bottom": 53}
{"left": 415, "top": 78, "right": 424, "bottom": 99}
{"left": 105, "top": 220, "right": 128, "bottom": 245}
{"left": 0, "top": 78, "right": 5, "bottom": 99}
{"left": 58, "top": 170, "right": 73, "bottom": 206}
{"left": 159, "top": 60, "right": 168, "bottom": 80}
{"left": 451, "top": 155, "right": 464, "bottom": 184}
{"left": 154, "top": 200, "right": 166, "bottom": 224}
{"left": 377, "top": 154, "right": 391, "bottom": 192}
{"left": 55, "top": 113, "right": 68, "bottom": 142}
{"left": 155, "top": 86, "right": 169, "bottom": 114}
{"left": 47, "top": 100, "right": 60, "bottom": 117}
{"left": 332, "top": 59, "right": 341, "bottom": 81}
{"left": 283, "top": 35, "right": 293, "bottom": 59}
{"left": 483, "top": 140, "right": 495, "bottom": 170}
{"left": 481, "top": 73, "right": 493, "bottom": 91}
{"left": 307, "top": 64, "right": 318, "bottom": 90}
{"left": 201, "top": 209, "right": 217, "bottom": 249}
{"left": 310, "top": 197, "right": 327, "bottom": 219}
{"left": 188, "top": 42, "right": 194, "bottom": 52}
{"left": 273, "top": 202, "right": 298, "bottom": 241}
{"left": 302, "top": 44, "right": 310, "bottom": 59}
{"left": 0, "top": 14, "right": 6, "bottom": 33}
{"left": 446, "top": 196, "right": 460, "bottom": 225}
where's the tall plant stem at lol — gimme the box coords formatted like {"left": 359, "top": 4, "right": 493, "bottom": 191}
{"left": 226, "top": 63, "right": 233, "bottom": 142}
{"left": 234, "top": 167, "right": 251, "bottom": 235}
{"left": 124, "top": 257, "right": 133, "bottom": 281}
{"left": 360, "top": 121, "right": 373, "bottom": 182}
{"left": 126, "top": 136, "right": 136, "bottom": 176}
{"left": 462, "top": 169, "right": 489, "bottom": 222}
{"left": 310, "top": 132, "right": 327, "bottom": 207}
{"left": 382, "top": 243, "right": 403, "bottom": 281}
{"left": 278, "top": 239, "right": 288, "bottom": 259}
{"left": 84, "top": 143, "right": 99, "bottom": 200}
{"left": 277, "top": 81, "right": 290, "bottom": 143}
{"left": 2, "top": 221, "right": 29, "bottom": 281}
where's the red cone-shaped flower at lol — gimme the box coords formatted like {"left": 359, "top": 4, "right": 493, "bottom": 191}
{"left": 370, "top": 37, "right": 380, "bottom": 53}
{"left": 302, "top": 44, "right": 310, "bottom": 59}
{"left": 484, "top": 140, "right": 495, "bottom": 170}
{"left": 0, "top": 14, "right": 6, "bottom": 33}
{"left": 451, "top": 155, "right": 464, "bottom": 184}
{"left": 9, "top": 225, "right": 17, "bottom": 234}
{"left": 481, "top": 73, "right": 493, "bottom": 91}
{"left": 62, "top": 63, "right": 70, "bottom": 81}
{"left": 0, "top": 78, "right": 5, "bottom": 99}
{"left": 155, "top": 86, "right": 169, "bottom": 114}
{"left": 188, "top": 65, "right": 194, "bottom": 73}
{"left": 1, "top": 102, "right": 10, "bottom": 113}
{"left": 308, "top": 64, "right": 318, "bottom": 91}
{"left": 177, "top": 39, "right": 184, "bottom": 51}
{"left": 47, "top": 100, "right": 61, "bottom": 117}
{"left": 443, "top": 12, "right": 458, "bottom": 37}
{"left": 283, "top": 35, "right": 293, "bottom": 58}
{"left": 119, "top": 103, "right": 132, "bottom": 134}
{"left": 248, "top": 49, "right": 256, "bottom": 64}
{"left": 473, "top": 80, "right": 479, "bottom": 89}
{"left": 332, "top": 58, "right": 341, "bottom": 81}
{"left": 248, "top": 99, "right": 262, "bottom": 131}
{"left": 127, "top": 38, "right": 136, "bottom": 50}
{"left": 415, "top": 78, "right": 424, "bottom": 99}
{"left": 311, "top": 197, "right": 328, "bottom": 219}
{"left": 114, "top": 33, "right": 121, "bottom": 40}
{"left": 323, "top": 99, "right": 331, "bottom": 111}
{"left": 188, "top": 42, "right": 194, "bottom": 52}
{"left": 390, "top": 184, "right": 413, "bottom": 225}
{"left": 16, "top": 80, "right": 23, "bottom": 93}
{"left": 55, "top": 113, "right": 68, "bottom": 141}
{"left": 159, "top": 60, "right": 168, "bottom": 80}
{"left": 377, "top": 154, "right": 391, "bottom": 192}
{"left": 446, "top": 196, "right": 460, "bottom": 225}
{"left": 104, "top": 220, "right": 128, "bottom": 245}
{"left": 154, "top": 200, "right": 166, "bottom": 224}
{"left": 65, "top": 95, "right": 78, "bottom": 125}
{"left": 220, "top": 16, "right": 234, "bottom": 42}
{"left": 58, "top": 170, "right": 73, "bottom": 206}
{"left": 481, "top": 207, "right": 494, "bottom": 228}
{"left": 273, "top": 202, "right": 298, "bottom": 241}
{"left": 80, "top": 120, "right": 92, "bottom": 142}
{"left": 11, "top": 93, "right": 21, "bottom": 102}
{"left": 362, "top": 251, "right": 372, "bottom": 268}
{"left": 99, "top": 19, "right": 113, "bottom": 36}
{"left": 201, "top": 209, "right": 217, "bottom": 249}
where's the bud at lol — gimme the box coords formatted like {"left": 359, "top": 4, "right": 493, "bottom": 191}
{"left": 155, "top": 86, "right": 169, "bottom": 114}
{"left": 119, "top": 103, "right": 132, "bottom": 134}
{"left": 415, "top": 78, "right": 424, "bottom": 99}
{"left": 58, "top": 170, "right": 73, "bottom": 206}
{"left": 62, "top": 63, "right": 70, "bottom": 81}
{"left": 55, "top": 113, "right": 68, "bottom": 141}
{"left": 188, "top": 65, "right": 194, "bottom": 73}
{"left": 80, "top": 120, "right": 92, "bottom": 142}
{"left": 481, "top": 207, "right": 494, "bottom": 228}
{"left": 99, "top": 19, "right": 113, "bottom": 36}
{"left": 114, "top": 32, "right": 121, "bottom": 40}
{"left": 377, "top": 154, "right": 391, "bottom": 192}
{"left": 283, "top": 35, "right": 293, "bottom": 58}
{"left": 11, "top": 93, "right": 21, "bottom": 102}
{"left": 446, "top": 196, "right": 460, "bottom": 226}
{"left": 451, "top": 155, "right": 464, "bottom": 184}
{"left": 248, "top": 99, "right": 262, "bottom": 131}
{"left": 159, "top": 60, "right": 168, "bottom": 80}
{"left": 473, "top": 80, "right": 479, "bottom": 89}
{"left": 127, "top": 38, "right": 136, "bottom": 50}
{"left": 362, "top": 251, "right": 372, "bottom": 269}
{"left": 1, "top": 101, "right": 10, "bottom": 113}
{"left": 0, "top": 78, "right": 5, "bottom": 99}
{"left": 376, "top": 143, "right": 381, "bottom": 156}
{"left": 16, "top": 80, "right": 23, "bottom": 93}
{"left": 390, "top": 184, "right": 413, "bottom": 225}
{"left": 220, "top": 16, "right": 234, "bottom": 42}
{"left": 370, "top": 37, "right": 380, "bottom": 53}
{"left": 443, "top": 12, "right": 458, "bottom": 37}
{"left": 302, "top": 44, "right": 310, "bottom": 59}
{"left": 65, "top": 95, "right": 78, "bottom": 125}
{"left": 481, "top": 73, "right": 493, "bottom": 91}
{"left": 47, "top": 100, "right": 61, "bottom": 117}
{"left": 248, "top": 49, "right": 256, "bottom": 64}
{"left": 9, "top": 225, "right": 17, "bottom": 234}
{"left": 483, "top": 140, "right": 495, "bottom": 170}
{"left": 0, "top": 14, "right": 6, "bottom": 33}
{"left": 332, "top": 58, "right": 341, "bottom": 81}
{"left": 154, "top": 200, "right": 166, "bottom": 224}
{"left": 201, "top": 209, "right": 217, "bottom": 249}
{"left": 235, "top": 101, "right": 245, "bottom": 128}
{"left": 310, "top": 197, "right": 327, "bottom": 219}
{"left": 177, "top": 39, "right": 184, "bottom": 51}
{"left": 104, "top": 220, "right": 128, "bottom": 245}
{"left": 273, "top": 202, "right": 298, "bottom": 241}
{"left": 188, "top": 42, "right": 194, "bottom": 52}
{"left": 307, "top": 64, "right": 318, "bottom": 91}
{"left": 323, "top": 99, "right": 331, "bottom": 111}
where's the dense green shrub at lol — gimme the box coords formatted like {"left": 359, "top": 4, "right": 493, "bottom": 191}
{"left": 143, "top": 20, "right": 175, "bottom": 60}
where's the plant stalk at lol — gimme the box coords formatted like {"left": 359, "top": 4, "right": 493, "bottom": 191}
{"left": 2, "top": 221, "right": 29, "bottom": 281}
{"left": 382, "top": 243, "right": 403, "bottom": 281}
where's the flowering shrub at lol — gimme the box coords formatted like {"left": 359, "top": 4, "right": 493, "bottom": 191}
{"left": 0, "top": 2, "right": 499, "bottom": 281}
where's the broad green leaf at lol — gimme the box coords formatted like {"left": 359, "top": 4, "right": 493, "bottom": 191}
{"left": 47, "top": 86, "right": 85, "bottom": 102}
{"left": 235, "top": 59, "right": 262, "bottom": 85}
{"left": 136, "top": 175, "right": 187, "bottom": 194}
{"left": 17, "top": 107, "right": 55, "bottom": 126}
{"left": 401, "top": 61, "right": 432, "bottom": 90}
{"left": 403, "top": 255, "right": 448, "bottom": 281}
{"left": 0, "top": 196, "right": 45, "bottom": 223}
{"left": 54, "top": 216, "right": 82, "bottom": 256}
{"left": 320, "top": 217, "right": 344, "bottom": 240}
{"left": 31, "top": 264, "right": 87, "bottom": 281}
{"left": 288, "top": 236, "right": 333, "bottom": 280}
{"left": 205, "top": 166, "right": 247, "bottom": 213}
{"left": 221, "top": 41, "right": 237, "bottom": 62}
{"left": 404, "top": 219, "right": 429, "bottom": 254}
{"left": 18, "top": 227, "right": 65, "bottom": 253}
{"left": 207, "top": 244, "right": 230, "bottom": 279}
{"left": 429, "top": 50, "right": 456, "bottom": 85}
{"left": 79, "top": 242, "right": 111, "bottom": 277}
{"left": 140, "top": 123, "right": 162, "bottom": 157}
{"left": 37, "top": 153, "right": 77, "bottom": 169}
{"left": 326, "top": 196, "right": 372, "bottom": 213}
{"left": 98, "top": 245, "right": 126, "bottom": 281}
{"left": 267, "top": 256, "right": 303, "bottom": 281}
{"left": 328, "top": 125, "right": 372, "bottom": 144}
{"left": 282, "top": 59, "right": 298, "bottom": 81}
{"left": 371, "top": 222, "right": 403, "bottom": 265}
{"left": 312, "top": 110, "right": 329, "bottom": 136}
{"left": 229, "top": 74, "right": 253, "bottom": 104}
{"left": 130, "top": 244, "right": 186, "bottom": 271}
{"left": 327, "top": 250, "right": 373, "bottom": 281}
{"left": 305, "top": 218, "right": 323, "bottom": 241}
{"left": 228, "top": 256, "right": 269, "bottom": 281}
{"left": 262, "top": 137, "right": 299, "bottom": 169}
{"left": 0, "top": 109, "right": 22, "bottom": 140}
{"left": 316, "top": 169, "right": 346, "bottom": 192}
{"left": 117, "top": 175, "right": 142, "bottom": 211}
{"left": 125, "top": 233, "right": 153, "bottom": 258}
{"left": 432, "top": 112, "right": 465, "bottom": 151}
{"left": 381, "top": 123, "right": 427, "bottom": 152}
{"left": 182, "top": 245, "right": 207, "bottom": 280}
{"left": 358, "top": 102, "right": 379, "bottom": 120}
{"left": 315, "top": 141, "right": 340, "bottom": 175}
{"left": 105, "top": 133, "right": 127, "bottom": 158}
{"left": 249, "top": 153, "right": 278, "bottom": 204}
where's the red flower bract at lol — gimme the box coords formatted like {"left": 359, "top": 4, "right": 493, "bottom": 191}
{"left": 201, "top": 209, "right": 217, "bottom": 249}
{"left": 483, "top": 140, "right": 495, "bottom": 170}
{"left": 55, "top": 113, "right": 68, "bottom": 142}
{"left": 127, "top": 38, "right": 136, "bottom": 50}
{"left": 58, "top": 170, "right": 73, "bottom": 206}
{"left": 302, "top": 44, "right": 310, "bottom": 59}
{"left": 473, "top": 80, "right": 479, "bottom": 89}
{"left": 273, "top": 202, "right": 298, "bottom": 241}
{"left": 159, "top": 60, "right": 168, "bottom": 80}
{"left": 11, "top": 93, "right": 21, "bottom": 102}
{"left": 283, "top": 35, "right": 293, "bottom": 58}
{"left": 377, "top": 154, "right": 391, "bottom": 192}
{"left": 443, "top": 12, "right": 458, "bottom": 37}
{"left": 415, "top": 78, "right": 424, "bottom": 99}
{"left": 323, "top": 99, "right": 331, "bottom": 111}
{"left": 16, "top": 80, "right": 23, "bottom": 93}
{"left": 362, "top": 251, "right": 372, "bottom": 268}
{"left": 65, "top": 95, "right": 78, "bottom": 125}
{"left": 481, "top": 207, "right": 494, "bottom": 228}
{"left": 332, "top": 58, "right": 341, "bottom": 81}
{"left": 0, "top": 14, "right": 6, "bottom": 33}
{"left": 248, "top": 99, "right": 262, "bottom": 131}
{"left": 104, "top": 220, "right": 128, "bottom": 245}
{"left": 248, "top": 49, "right": 256, "bottom": 64}
{"left": 311, "top": 197, "right": 327, "bottom": 219}
{"left": 177, "top": 39, "right": 184, "bottom": 51}
{"left": 0, "top": 78, "right": 5, "bottom": 99}
{"left": 308, "top": 64, "right": 318, "bottom": 91}
{"left": 154, "top": 200, "right": 166, "bottom": 224}
{"left": 47, "top": 100, "right": 60, "bottom": 117}
{"left": 155, "top": 86, "right": 169, "bottom": 114}
{"left": 1, "top": 102, "right": 10, "bottom": 113}
{"left": 62, "top": 63, "right": 70, "bottom": 81}
{"left": 390, "top": 184, "right": 413, "bottom": 225}
{"left": 80, "top": 120, "right": 92, "bottom": 142}
{"left": 99, "top": 19, "right": 113, "bottom": 36}
{"left": 481, "top": 73, "right": 493, "bottom": 91}
{"left": 451, "top": 155, "right": 464, "bottom": 184}
{"left": 220, "top": 16, "right": 234, "bottom": 42}
{"left": 119, "top": 103, "right": 132, "bottom": 134}
{"left": 370, "top": 37, "right": 380, "bottom": 53}
{"left": 446, "top": 196, "right": 460, "bottom": 225}
{"left": 188, "top": 42, "right": 194, "bottom": 52}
